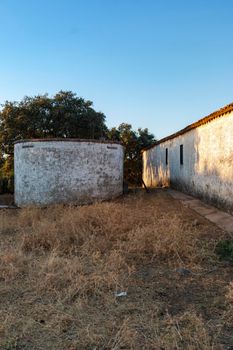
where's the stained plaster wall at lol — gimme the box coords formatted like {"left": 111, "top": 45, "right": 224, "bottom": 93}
{"left": 14, "top": 140, "right": 124, "bottom": 207}
{"left": 143, "top": 111, "right": 233, "bottom": 212}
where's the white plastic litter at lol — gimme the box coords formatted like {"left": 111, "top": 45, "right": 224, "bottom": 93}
{"left": 114, "top": 291, "right": 127, "bottom": 297}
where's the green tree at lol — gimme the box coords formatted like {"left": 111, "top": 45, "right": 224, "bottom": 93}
{"left": 0, "top": 91, "right": 108, "bottom": 192}
{"left": 0, "top": 91, "right": 107, "bottom": 157}
{"left": 108, "top": 123, "right": 155, "bottom": 185}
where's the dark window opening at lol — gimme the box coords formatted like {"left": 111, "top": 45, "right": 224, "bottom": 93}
{"left": 165, "top": 148, "right": 168, "bottom": 165}
{"left": 180, "top": 144, "right": 183, "bottom": 165}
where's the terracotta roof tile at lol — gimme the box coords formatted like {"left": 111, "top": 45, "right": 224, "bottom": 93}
{"left": 142, "top": 103, "right": 233, "bottom": 152}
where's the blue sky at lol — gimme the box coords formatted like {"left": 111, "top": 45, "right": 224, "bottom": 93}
{"left": 0, "top": 0, "right": 233, "bottom": 139}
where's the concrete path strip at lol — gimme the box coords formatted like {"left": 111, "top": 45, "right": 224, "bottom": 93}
{"left": 168, "top": 189, "right": 233, "bottom": 234}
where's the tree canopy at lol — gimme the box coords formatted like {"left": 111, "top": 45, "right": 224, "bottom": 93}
{"left": 0, "top": 91, "right": 155, "bottom": 192}
{"left": 108, "top": 123, "right": 155, "bottom": 185}
{"left": 0, "top": 91, "right": 107, "bottom": 159}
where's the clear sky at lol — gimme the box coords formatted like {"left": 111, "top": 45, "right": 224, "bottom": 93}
{"left": 0, "top": 0, "right": 233, "bottom": 139}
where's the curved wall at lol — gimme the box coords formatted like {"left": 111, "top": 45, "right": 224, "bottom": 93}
{"left": 14, "top": 139, "right": 124, "bottom": 207}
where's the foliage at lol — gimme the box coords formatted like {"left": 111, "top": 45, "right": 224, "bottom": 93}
{"left": 0, "top": 156, "right": 14, "bottom": 193}
{"left": 0, "top": 177, "right": 13, "bottom": 194}
{"left": 0, "top": 91, "right": 155, "bottom": 191}
{"left": 0, "top": 91, "right": 108, "bottom": 192}
{"left": 215, "top": 239, "right": 233, "bottom": 262}
{"left": 0, "top": 91, "right": 107, "bottom": 157}
{"left": 108, "top": 123, "right": 155, "bottom": 185}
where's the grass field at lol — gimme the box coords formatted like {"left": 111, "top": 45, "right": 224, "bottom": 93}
{"left": 0, "top": 189, "right": 232, "bottom": 349}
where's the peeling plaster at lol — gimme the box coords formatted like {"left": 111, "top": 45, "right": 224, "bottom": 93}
{"left": 143, "top": 111, "right": 233, "bottom": 213}
{"left": 14, "top": 141, "right": 124, "bottom": 207}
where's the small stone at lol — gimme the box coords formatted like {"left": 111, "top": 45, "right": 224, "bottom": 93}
{"left": 176, "top": 268, "right": 192, "bottom": 276}
{"left": 192, "top": 219, "right": 199, "bottom": 226}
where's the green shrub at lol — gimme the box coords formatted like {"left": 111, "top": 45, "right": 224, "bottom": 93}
{"left": 0, "top": 176, "right": 14, "bottom": 194}
{"left": 215, "top": 240, "right": 233, "bottom": 262}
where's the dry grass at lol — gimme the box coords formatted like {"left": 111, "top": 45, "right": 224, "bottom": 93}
{"left": 0, "top": 189, "right": 232, "bottom": 349}
{"left": 226, "top": 282, "right": 233, "bottom": 303}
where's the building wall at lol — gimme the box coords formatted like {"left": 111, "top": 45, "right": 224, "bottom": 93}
{"left": 143, "top": 111, "right": 233, "bottom": 213}
{"left": 14, "top": 140, "right": 124, "bottom": 207}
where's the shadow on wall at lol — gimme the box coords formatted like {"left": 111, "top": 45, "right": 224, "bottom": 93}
{"left": 143, "top": 146, "right": 170, "bottom": 188}
{"left": 144, "top": 120, "right": 233, "bottom": 214}
{"left": 173, "top": 128, "right": 233, "bottom": 214}
{"left": 143, "top": 163, "right": 169, "bottom": 188}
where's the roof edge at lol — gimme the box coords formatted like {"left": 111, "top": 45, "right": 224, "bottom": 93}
{"left": 142, "top": 102, "right": 233, "bottom": 152}
{"left": 14, "top": 138, "right": 123, "bottom": 146}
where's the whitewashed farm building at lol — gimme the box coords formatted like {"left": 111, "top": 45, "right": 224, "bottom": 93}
{"left": 142, "top": 103, "right": 233, "bottom": 213}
